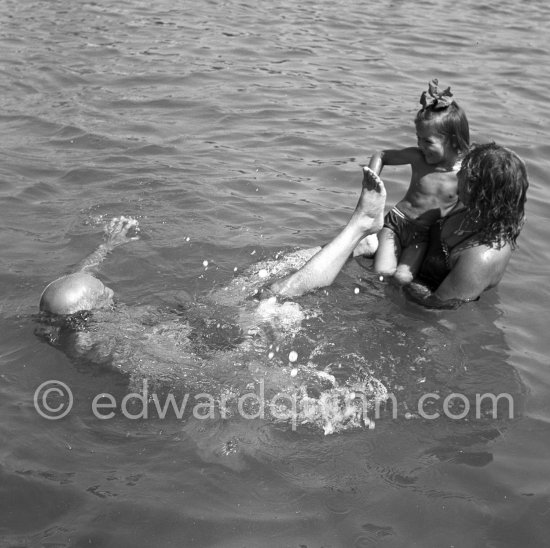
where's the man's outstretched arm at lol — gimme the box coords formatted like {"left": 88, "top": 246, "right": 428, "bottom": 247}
{"left": 76, "top": 216, "right": 139, "bottom": 273}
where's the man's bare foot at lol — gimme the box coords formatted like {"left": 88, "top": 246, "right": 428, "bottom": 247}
{"left": 351, "top": 167, "right": 386, "bottom": 235}
{"left": 105, "top": 216, "right": 140, "bottom": 249}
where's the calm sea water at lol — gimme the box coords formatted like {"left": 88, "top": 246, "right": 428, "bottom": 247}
{"left": 1, "top": 0, "right": 550, "bottom": 546}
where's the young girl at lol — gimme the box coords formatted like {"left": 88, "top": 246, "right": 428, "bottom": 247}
{"left": 355, "top": 79, "right": 470, "bottom": 285}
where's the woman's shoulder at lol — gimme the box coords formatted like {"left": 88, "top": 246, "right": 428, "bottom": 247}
{"left": 431, "top": 239, "right": 513, "bottom": 304}
{"left": 450, "top": 239, "right": 512, "bottom": 289}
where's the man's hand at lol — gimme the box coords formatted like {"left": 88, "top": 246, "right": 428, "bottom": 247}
{"left": 104, "top": 216, "right": 140, "bottom": 249}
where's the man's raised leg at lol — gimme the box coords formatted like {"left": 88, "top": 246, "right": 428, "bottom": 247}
{"left": 270, "top": 167, "right": 386, "bottom": 297}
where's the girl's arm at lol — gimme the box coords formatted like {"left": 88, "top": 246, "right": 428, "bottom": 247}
{"left": 369, "top": 148, "right": 423, "bottom": 174}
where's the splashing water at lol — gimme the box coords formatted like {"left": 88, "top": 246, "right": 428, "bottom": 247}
{"left": 38, "top": 247, "right": 389, "bottom": 434}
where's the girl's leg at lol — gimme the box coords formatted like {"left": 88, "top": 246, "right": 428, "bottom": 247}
{"left": 270, "top": 168, "right": 386, "bottom": 297}
{"left": 373, "top": 227, "right": 400, "bottom": 277}
{"left": 393, "top": 242, "right": 428, "bottom": 286}
{"left": 352, "top": 233, "right": 379, "bottom": 257}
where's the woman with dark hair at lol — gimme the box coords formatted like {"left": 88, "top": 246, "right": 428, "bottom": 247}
{"left": 270, "top": 142, "right": 529, "bottom": 309}
{"left": 406, "top": 142, "right": 528, "bottom": 307}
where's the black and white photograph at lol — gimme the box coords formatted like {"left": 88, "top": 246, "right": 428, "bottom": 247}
{"left": 0, "top": 0, "right": 548, "bottom": 546}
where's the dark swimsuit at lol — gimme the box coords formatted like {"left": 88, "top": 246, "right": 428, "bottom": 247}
{"left": 383, "top": 205, "right": 431, "bottom": 248}
{"left": 417, "top": 206, "right": 481, "bottom": 291}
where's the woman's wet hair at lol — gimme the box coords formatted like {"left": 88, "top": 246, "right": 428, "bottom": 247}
{"left": 460, "top": 142, "right": 529, "bottom": 248}
{"left": 415, "top": 101, "right": 470, "bottom": 155}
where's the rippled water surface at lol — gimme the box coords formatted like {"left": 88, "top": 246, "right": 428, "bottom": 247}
{"left": 1, "top": 0, "right": 550, "bottom": 546}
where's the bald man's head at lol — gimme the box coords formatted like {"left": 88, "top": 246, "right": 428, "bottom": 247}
{"left": 40, "top": 273, "right": 114, "bottom": 315}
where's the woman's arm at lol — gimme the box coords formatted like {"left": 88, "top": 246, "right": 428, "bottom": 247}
{"left": 405, "top": 244, "right": 512, "bottom": 309}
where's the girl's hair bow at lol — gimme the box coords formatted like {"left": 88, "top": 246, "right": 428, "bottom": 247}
{"left": 420, "top": 79, "right": 454, "bottom": 110}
